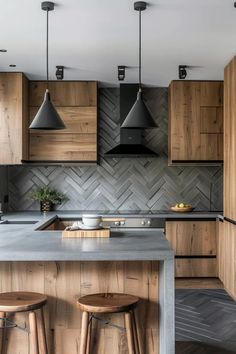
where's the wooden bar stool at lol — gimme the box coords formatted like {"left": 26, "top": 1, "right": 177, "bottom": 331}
{"left": 0, "top": 291, "right": 48, "bottom": 354}
{"left": 77, "top": 293, "right": 140, "bottom": 354}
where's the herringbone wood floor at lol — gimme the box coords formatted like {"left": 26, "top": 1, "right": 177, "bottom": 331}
{"left": 176, "top": 289, "right": 236, "bottom": 354}
{"left": 176, "top": 342, "right": 235, "bottom": 354}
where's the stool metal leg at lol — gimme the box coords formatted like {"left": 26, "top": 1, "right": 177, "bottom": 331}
{"left": 80, "top": 312, "right": 89, "bottom": 354}
{"left": 131, "top": 311, "right": 140, "bottom": 354}
{"left": 37, "top": 308, "right": 48, "bottom": 354}
{"left": 29, "top": 311, "right": 39, "bottom": 354}
{"left": 0, "top": 312, "right": 5, "bottom": 354}
{"left": 125, "top": 312, "right": 135, "bottom": 354}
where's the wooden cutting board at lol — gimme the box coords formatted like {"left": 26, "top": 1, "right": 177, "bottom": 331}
{"left": 62, "top": 228, "right": 110, "bottom": 238}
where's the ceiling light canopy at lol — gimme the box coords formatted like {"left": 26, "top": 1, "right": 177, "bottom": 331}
{"left": 121, "top": 1, "right": 158, "bottom": 129}
{"left": 29, "top": 1, "right": 66, "bottom": 130}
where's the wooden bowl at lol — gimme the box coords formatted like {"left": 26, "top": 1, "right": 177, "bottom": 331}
{"left": 171, "top": 206, "right": 194, "bottom": 213}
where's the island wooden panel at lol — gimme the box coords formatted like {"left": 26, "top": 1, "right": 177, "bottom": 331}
{"left": 0, "top": 261, "right": 159, "bottom": 354}
{"left": 168, "top": 80, "right": 223, "bottom": 164}
{"left": 0, "top": 72, "right": 28, "bottom": 164}
{"left": 224, "top": 57, "right": 236, "bottom": 221}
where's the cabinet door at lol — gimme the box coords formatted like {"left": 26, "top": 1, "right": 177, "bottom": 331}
{"left": 165, "top": 220, "right": 216, "bottom": 256}
{"left": 166, "top": 220, "right": 217, "bottom": 278}
{"left": 169, "top": 80, "right": 223, "bottom": 164}
{"left": 175, "top": 258, "right": 217, "bottom": 277}
{"left": 224, "top": 57, "right": 236, "bottom": 220}
{"left": 0, "top": 73, "right": 28, "bottom": 164}
{"left": 28, "top": 81, "right": 97, "bottom": 162}
{"left": 218, "top": 220, "right": 236, "bottom": 299}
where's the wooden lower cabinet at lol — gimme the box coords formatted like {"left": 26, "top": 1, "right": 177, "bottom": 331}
{"left": 175, "top": 258, "right": 217, "bottom": 277}
{"left": 0, "top": 261, "right": 159, "bottom": 354}
{"left": 218, "top": 220, "right": 236, "bottom": 299}
{"left": 166, "top": 220, "right": 217, "bottom": 278}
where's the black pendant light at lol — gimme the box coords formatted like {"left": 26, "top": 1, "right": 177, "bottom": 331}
{"left": 121, "top": 1, "right": 158, "bottom": 129}
{"left": 29, "top": 2, "right": 66, "bottom": 130}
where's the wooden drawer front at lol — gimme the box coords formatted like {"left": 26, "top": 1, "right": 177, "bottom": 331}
{"left": 165, "top": 221, "right": 216, "bottom": 256}
{"left": 30, "top": 107, "right": 97, "bottom": 134}
{"left": 29, "top": 134, "right": 97, "bottom": 161}
{"left": 29, "top": 81, "right": 97, "bottom": 106}
{"left": 175, "top": 258, "right": 217, "bottom": 277}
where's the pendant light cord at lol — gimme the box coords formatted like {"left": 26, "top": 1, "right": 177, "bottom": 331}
{"left": 139, "top": 9, "right": 142, "bottom": 91}
{"left": 46, "top": 9, "right": 49, "bottom": 84}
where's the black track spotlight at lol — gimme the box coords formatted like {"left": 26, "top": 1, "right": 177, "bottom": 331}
{"left": 56, "top": 66, "right": 64, "bottom": 80}
{"left": 179, "top": 65, "right": 188, "bottom": 80}
{"left": 118, "top": 66, "right": 126, "bottom": 81}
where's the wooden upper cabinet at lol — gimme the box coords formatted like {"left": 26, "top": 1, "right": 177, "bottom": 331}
{"left": 224, "top": 57, "right": 236, "bottom": 221}
{"left": 0, "top": 72, "right": 28, "bottom": 164}
{"left": 29, "top": 82, "right": 97, "bottom": 107}
{"left": 28, "top": 81, "right": 98, "bottom": 162}
{"left": 168, "top": 80, "right": 223, "bottom": 164}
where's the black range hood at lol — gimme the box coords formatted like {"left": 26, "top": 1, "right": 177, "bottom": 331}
{"left": 105, "top": 84, "right": 158, "bottom": 157}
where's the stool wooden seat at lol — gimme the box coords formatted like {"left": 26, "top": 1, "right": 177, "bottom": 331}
{"left": 0, "top": 291, "right": 48, "bottom": 354}
{"left": 0, "top": 291, "right": 47, "bottom": 312}
{"left": 77, "top": 293, "right": 140, "bottom": 354}
{"left": 77, "top": 292, "right": 139, "bottom": 313}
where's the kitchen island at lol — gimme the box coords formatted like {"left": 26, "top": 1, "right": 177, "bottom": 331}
{"left": 0, "top": 212, "right": 174, "bottom": 354}
{"left": 0, "top": 211, "right": 220, "bottom": 354}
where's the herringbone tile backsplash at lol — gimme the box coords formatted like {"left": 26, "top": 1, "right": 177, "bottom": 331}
{"left": 7, "top": 88, "right": 223, "bottom": 211}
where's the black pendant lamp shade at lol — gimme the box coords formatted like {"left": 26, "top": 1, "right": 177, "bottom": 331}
{"left": 29, "top": 90, "right": 65, "bottom": 130}
{"left": 121, "top": 1, "right": 158, "bottom": 129}
{"left": 29, "top": 2, "right": 66, "bottom": 130}
{"left": 121, "top": 89, "right": 156, "bottom": 129}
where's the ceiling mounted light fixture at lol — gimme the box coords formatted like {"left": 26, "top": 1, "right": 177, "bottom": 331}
{"left": 29, "top": 1, "right": 66, "bottom": 130}
{"left": 55, "top": 65, "right": 64, "bottom": 80}
{"left": 121, "top": 1, "right": 157, "bottom": 129}
{"left": 118, "top": 66, "right": 126, "bottom": 81}
{"left": 179, "top": 65, "right": 188, "bottom": 80}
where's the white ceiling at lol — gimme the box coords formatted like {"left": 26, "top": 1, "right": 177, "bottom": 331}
{"left": 0, "top": 0, "right": 236, "bottom": 86}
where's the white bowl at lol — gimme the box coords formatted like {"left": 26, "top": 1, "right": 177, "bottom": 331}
{"left": 82, "top": 215, "right": 102, "bottom": 228}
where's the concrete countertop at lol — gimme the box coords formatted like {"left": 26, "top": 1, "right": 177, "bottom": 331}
{"left": 2, "top": 210, "right": 223, "bottom": 220}
{"left": 0, "top": 211, "right": 222, "bottom": 262}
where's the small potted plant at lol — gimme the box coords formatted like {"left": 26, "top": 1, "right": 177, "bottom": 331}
{"left": 30, "top": 186, "right": 69, "bottom": 212}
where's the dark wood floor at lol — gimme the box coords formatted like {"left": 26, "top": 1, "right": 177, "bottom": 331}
{"left": 175, "top": 280, "right": 236, "bottom": 354}
{"left": 176, "top": 342, "right": 236, "bottom": 354}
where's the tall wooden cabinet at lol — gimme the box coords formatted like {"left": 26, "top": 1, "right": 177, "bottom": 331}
{"left": 0, "top": 73, "right": 28, "bottom": 164}
{"left": 28, "top": 81, "right": 98, "bottom": 162}
{"left": 224, "top": 57, "right": 236, "bottom": 221}
{"left": 218, "top": 220, "right": 236, "bottom": 299}
{"left": 168, "top": 80, "right": 223, "bottom": 164}
{"left": 221, "top": 56, "right": 236, "bottom": 300}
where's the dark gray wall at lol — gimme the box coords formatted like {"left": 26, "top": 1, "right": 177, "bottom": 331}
{"left": 7, "top": 88, "right": 223, "bottom": 211}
